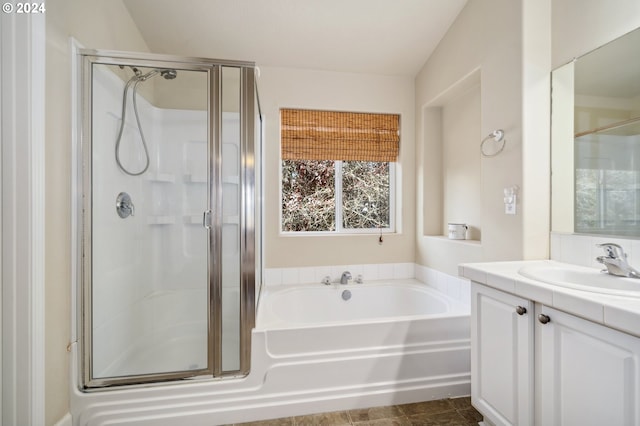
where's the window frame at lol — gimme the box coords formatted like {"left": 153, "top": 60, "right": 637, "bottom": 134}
{"left": 279, "top": 159, "right": 396, "bottom": 235}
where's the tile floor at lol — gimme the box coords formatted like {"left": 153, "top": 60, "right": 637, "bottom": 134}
{"left": 230, "top": 396, "right": 483, "bottom": 425}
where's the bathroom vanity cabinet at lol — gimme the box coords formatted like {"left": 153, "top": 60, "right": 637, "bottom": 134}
{"left": 471, "top": 284, "right": 533, "bottom": 425}
{"left": 471, "top": 282, "right": 640, "bottom": 426}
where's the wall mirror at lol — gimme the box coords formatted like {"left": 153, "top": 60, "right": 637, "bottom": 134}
{"left": 551, "top": 26, "right": 640, "bottom": 237}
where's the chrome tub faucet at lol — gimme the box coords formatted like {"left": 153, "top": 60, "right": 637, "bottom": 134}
{"left": 596, "top": 243, "right": 640, "bottom": 278}
{"left": 340, "top": 271, "right": 352, "bottom": 285}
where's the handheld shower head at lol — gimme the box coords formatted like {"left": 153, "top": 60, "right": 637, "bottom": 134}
{"left": 114, "top": 66, "right": 177, "bottom": 176}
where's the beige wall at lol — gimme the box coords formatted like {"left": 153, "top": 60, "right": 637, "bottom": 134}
{"left": 442, "top": 85, "right": 481, "bottom": 241}
{"left": 551, "top": 0, "right": 640, "bottom": 69}
{"left": 258, "top": 67, "right": 416, "bottom": 268}
{"left": 550, "top": 63, "right": 575, "bottom": 233}
{"left": 521, "top": 0, "right": 552, "bottom": 259}
{"left": 415, "top": 0, "right": 529, "bottom": 275}
{"left": 45, "top": 1, "right": 149, "bottom": 424}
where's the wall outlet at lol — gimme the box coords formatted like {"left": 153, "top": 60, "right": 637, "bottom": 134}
{"left": 504, "top": 186, "right": 518, "bottom": 215}
{"left": 505, "top": 200, "right": 516, "bottom": 214}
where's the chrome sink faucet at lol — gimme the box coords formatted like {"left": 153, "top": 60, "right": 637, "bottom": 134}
{"left": 340, "top": 271, "right": 352, "bottom": 285}
{"left": 596, "top": 243, "right": 640, "bottom": 278}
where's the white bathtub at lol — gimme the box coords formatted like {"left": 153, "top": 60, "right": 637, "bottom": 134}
{"left": 72, "top": 278, "right": 471, "bottom": 425}
{"left": 257, "top": 279, "right": 464, "bottom": 328}
{"left": 249, "top": 279, "right": 471, "bottom": 418}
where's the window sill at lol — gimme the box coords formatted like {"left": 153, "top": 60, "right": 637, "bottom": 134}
{"left": 280, "top": 231, "right": 399, "bottom": 237}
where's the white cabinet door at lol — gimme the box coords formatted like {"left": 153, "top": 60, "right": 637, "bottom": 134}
{"left": 471, "top": 283, "right": 534, "bottom": 426}
{"left": 538, "top": 305, "right": 640, "bottom": 426}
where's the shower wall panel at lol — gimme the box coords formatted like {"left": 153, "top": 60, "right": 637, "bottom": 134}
{"left": 92, "top": 64, "right": 154, "bottom": 376}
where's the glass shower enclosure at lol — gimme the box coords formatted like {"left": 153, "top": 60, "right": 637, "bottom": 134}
{"left": 78, "top": 50, "right": 259, "bottom": 387}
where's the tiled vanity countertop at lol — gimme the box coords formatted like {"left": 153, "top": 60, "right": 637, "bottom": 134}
{"left": 459, "top": 260, "right": 640, "bottom": 338}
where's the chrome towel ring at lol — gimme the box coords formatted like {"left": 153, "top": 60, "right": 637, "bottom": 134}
{"left": 480, "top": 129, "right": 506, "bottom": 157}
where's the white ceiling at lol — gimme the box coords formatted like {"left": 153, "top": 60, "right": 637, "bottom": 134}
{"left": 123, "top": 0, "right": 468, "bottom": 76}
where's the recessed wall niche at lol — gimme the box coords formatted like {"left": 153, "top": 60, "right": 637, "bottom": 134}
{"left": 422, "top": 69, "right": 481, "bottom": 242}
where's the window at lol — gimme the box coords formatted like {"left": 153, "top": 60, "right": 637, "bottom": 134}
{"left": 280, "top": 109, "right": 399, "bottom": 233}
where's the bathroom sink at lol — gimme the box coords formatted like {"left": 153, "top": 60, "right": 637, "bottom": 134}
{"left": 518, "top": 263, "right": 640, "bottom": 297}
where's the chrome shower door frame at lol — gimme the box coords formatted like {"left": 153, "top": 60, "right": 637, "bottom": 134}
{"left": 239, "top": 66, "right": 256, "bottom": 375}
{"left": 78, "top": 50, "right": 256, "bottom": 389}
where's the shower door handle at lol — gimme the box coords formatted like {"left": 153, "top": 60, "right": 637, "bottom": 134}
{"left": 203, "top": 210, "right": 212, "bottom": 229}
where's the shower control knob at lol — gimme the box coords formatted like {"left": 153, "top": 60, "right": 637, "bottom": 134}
{"left": 116, "top": 192, "right": 135, "bottom": 219}
{"left": 538, "top": 314, "right": 551, "bottom": 324}
{"left": 515, "top": 306, "right": 527, "bottom": 315}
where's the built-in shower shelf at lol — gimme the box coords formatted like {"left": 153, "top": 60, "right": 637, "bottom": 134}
{"left": 147, "top": 215, "right": 176, "bottom": 225}
{"left": 146, "top": 173, "right": 175, "bottom": 183}
{"left": 184, "top": 174, "right": 207, "bottom": 183}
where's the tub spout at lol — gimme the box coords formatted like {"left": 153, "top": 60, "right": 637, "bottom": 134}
{"left": 340, "top": 271, "right": 352, "bottom": 285}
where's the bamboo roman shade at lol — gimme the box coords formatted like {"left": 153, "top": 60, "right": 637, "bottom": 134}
{"left": 281, "top": 109, "right": 400, "bottom": 162}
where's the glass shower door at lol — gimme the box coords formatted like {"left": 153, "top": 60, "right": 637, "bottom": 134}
{"left": 87, "top": 61, "right": 212, "bottom": 385}
{"left": 81, "top": 52, "right": 256, "bottom": 389}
